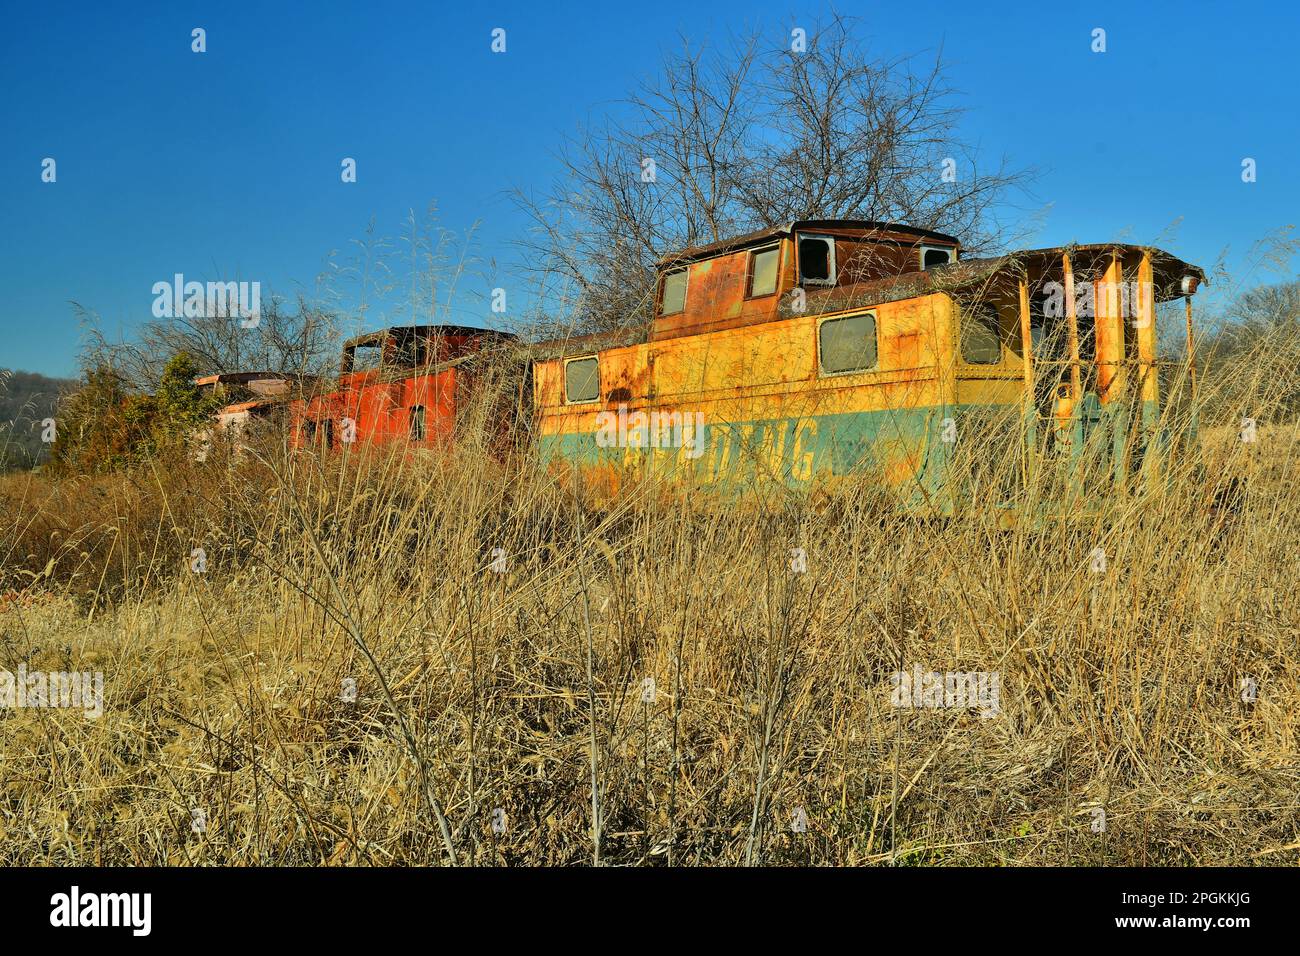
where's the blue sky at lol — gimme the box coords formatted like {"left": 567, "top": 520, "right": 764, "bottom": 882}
{"left": 1, "top": 0, "right": 1296, "bottom": 377}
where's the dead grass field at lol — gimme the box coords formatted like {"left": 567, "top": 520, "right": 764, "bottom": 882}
{"left": 1, "top": 397, "right": 1297, "bottom": 866}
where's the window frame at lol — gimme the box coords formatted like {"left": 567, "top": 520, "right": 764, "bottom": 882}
{"left": 960, "top": 302, "right": 1005, "bottom": 366}
{"left": 920, "top": 245, "right": 955, "bottom": 271}
{"left": 563, "top": 355, "right": 601, "bottom": 405}
{"left": 817, "top": 310, "right": 880, "bottom": 377}
{"left": 658, "top": 266, "right": 690, "bottom": 316}
{"left": 797, "top": 233, "right": 838, "bottom": 287}
{"left": 745, "top": 243, "right": 782, "bottom": 299}
{"left": 344, "top": 340, "right": 385, "bottom": 374}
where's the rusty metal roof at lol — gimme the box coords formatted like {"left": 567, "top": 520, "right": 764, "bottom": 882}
{"left": 216, "top": 399, "right": 273, "bottom": 415}
{"left": 526, "top": 326, "right": 648, "bottom": 360}
{"left": 342, "top": 325, "right": 516, "bottom": 350}
{"left": 194, "top": 371, "right": 297, "bottom": 387}
{"left": 656, "top": 220, "right": 962, "bottom": 267}
{"left": 948, "top": 244, "right": 1207, "bottom": 287}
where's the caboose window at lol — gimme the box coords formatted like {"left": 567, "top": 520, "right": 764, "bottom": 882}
{"left": 660, "top": 268, "right": 689, "bottom": 315}
{"left": 961, "top": 304, "right": 1003, "bottom": 364}
{"left": 347, "top": 341, "right": 383, "bottom": 373}
{"left": 394, "top": 334, "right": 427, "bottom": 368}
{"left": 564, "top": 356, "right": 600, "bottom": 404}
{"left": 409, "top": 405, "right": 426, "bottom": 441}
{"left": 921, "top": 246, "right": 954, "bottom": 270}
{"left": 747, "top": 245, "right": 780, "bottom": 298}
{"left": 818, "top": 312, "right": 877, "bottom": 375}
{"left": 798, "top": 235, "right": 836, "bottom": 286}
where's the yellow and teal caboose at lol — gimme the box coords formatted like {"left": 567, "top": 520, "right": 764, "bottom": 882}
{"left": 532, "top": 220, "right": 1205, "bottom": 517}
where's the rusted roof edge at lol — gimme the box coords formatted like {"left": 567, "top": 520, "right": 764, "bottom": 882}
{"left": 656, "top": 220, "right": 962, "bottom": 267}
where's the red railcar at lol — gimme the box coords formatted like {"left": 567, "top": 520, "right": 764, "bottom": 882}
{"left": 291, "top": 325, "right": 516, "bottom": 450}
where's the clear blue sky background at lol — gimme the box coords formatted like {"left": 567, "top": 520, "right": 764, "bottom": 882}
{"left": 1, "top": 0, "right": 1296, "bottom": 378}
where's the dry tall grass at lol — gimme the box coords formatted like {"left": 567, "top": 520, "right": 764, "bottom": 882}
{"left": 1, "top": 339, "right": 1297, "bottom": 866}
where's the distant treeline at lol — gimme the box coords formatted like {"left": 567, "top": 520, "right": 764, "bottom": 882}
{"left": 0, "top": 370, "right": 73, "bottom": 472}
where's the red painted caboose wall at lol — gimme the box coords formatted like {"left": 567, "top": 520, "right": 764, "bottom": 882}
{"left": 290, "top": 326, "right": 510, "bottom": 450}
{"left": 304, "top": 368, "right": 459, "bottom": 447}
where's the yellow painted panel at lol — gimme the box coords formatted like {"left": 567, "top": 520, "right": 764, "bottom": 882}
{"left": 955, "top": 378, "right": 1024, "bottom": 406}
{"left": 536, "top": 292, "right": 959, "bottom": 436}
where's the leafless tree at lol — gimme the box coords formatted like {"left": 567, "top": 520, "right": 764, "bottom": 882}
{"left": 513, "top": 14, "right": 1032, "bottom": 335}
{"left": 1228, "top": 280, "right": 1300, "bottom": 333}
{"left": 74, "top": 292, "right": 337, "bottom": 392}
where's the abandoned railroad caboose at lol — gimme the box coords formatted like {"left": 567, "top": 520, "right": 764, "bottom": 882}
{"left": 532, "top": 219, "right": 1206, "bottom": 516}
{"left": 291, "top": 325, "right": 517, "bottom": 450}
{"left": 196, "top": 372, "right": 305, "bottom": 430}
{"left": 193, "top": 371, "right": 310, "bottom": 460}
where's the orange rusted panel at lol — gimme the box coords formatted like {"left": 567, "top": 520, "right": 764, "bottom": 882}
{"left": 1135, "top": 252, "right": 1159, "bottom": 406}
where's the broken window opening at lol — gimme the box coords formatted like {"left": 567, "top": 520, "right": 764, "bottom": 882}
{"left": 798, "top": 235, "right": 836, "bottom": 286}
{"left": 922, "top": 246, "right": 954, "bottom": 270}
{"left": 961, "top": 303, "right": 1003, "bottom": 364}
{"left": 346, "top": 341, "right": 384, "bottom": 373}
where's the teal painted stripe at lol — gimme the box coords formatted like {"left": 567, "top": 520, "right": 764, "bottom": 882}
{"left": 537, "top": 397, "right": 1179, "bottom": 511}
{"left": 538, "top": 405, "right": 950, "bottom": 503}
